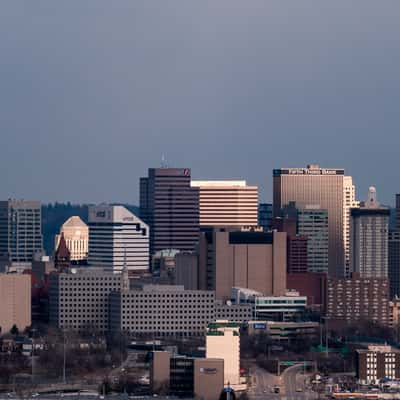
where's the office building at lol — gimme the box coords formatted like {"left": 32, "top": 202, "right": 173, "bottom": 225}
{"left": 140, "top": 168, "right": 199, "bottom": 254}
{"left": 191, "top": 180, "right": 258, "bottom": 227}
{"left": 109, "top": 285, "right": 215, "bottom": 336}
{"left": 326, "top": 274, "right": 390, "bottom": 326}
{"left": 231, "top": 287, "right": 307, "bottom": 322}
{"left": 287, "top": 235, "right": 308, "bottom": 273}
{"left": 206, "top": 322, "right": 241, "bottom": 387}
{"left": 55, "top": 216, "right": 88, "bottom": 262}
{"left": 396, "top": 194, "right": 400, "bottom": 231}
{"left": 297, "top": 206, "right": 329, "bottom": 273}
{"left": 150, "top": 351, "right": 224, "bottom": 400}
{"left": 356, "top": 345, "right": 400, "bottom": 384}
{"left": 175, "top": 252, "right": 198, "bottom": 290}
{"left": 0, "top": 273, "right": 31, "bottom": 333}
{"left": 273, "top": 165, "right": 357, "bottom": 277}
{"left": 215, "top": 303, "right": 253, "bottom": 323}
{"left": 286, "top": 272, "right": 326, "bottom": 308}
{"left": 389, "top": 231, "right": 400, "bottom": 299}
{"left": 88, "top": 205, "right": 149, "bottom": 272}
{"left": 258, "top": 203, "right": 273, "bottom": 232}
{"left": 350, "top": 187, "right": 389, "bottom": 278}
{"left": 0, "top": 200, "right": 43, "bottom": 265}
{"left": 198, "top": 228, "right": 287, "bottom": 301}
{"left": 48, "top": 269, "right": 122, "bottom": 332}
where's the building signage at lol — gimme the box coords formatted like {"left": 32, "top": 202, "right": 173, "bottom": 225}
{"left": 96, "top": 211, "right": 106, "bottom": 218}
{"left": 253, "top": 323, "right": 267, "bottom": 330}
{"left": 274, "top": 168, "right": 344, "bottom": 176}
{"left": 200, "top": 367, "right": 218, "bottom": 375}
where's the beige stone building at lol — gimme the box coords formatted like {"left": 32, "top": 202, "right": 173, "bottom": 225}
{"left": 198, "top": 228, "right": 286, "bottom": 301}
{"left": 0, "top": 273, "right": 31, "bottom": 333}
{"left": 55, "top": 216, "right": 88, "bottom": 261}
{"left": 191, "top": 180, "right": 258, "bottom": 227}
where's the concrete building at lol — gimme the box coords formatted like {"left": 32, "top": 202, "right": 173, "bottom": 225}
{"left": 215, "top": 303, "right": 253, "bottom": 323}
{"left": 109, "top": 285, "right": 215, "bottom": 336}
{"left": 286, "top": 272, "right": 326, "bottom": 308}
{"left": 174, "top": 252, "right": 198, "bottom": 290}
{"left": 258, "top": 203, "right": 273, "bottom": 232}
{"left": 150, "top": 351, "right": 224, "bottom": 400}
{"left": 198, "top": 228, "right": 287, "bottom": 302}
{"left": 55, "top": 216, "right": 88, "bottom": 262}
{"left": 396, "top": 194, "right": 400, "bottom": 231}
{"left": 356, "top": 345, "right": 400, "bottom": 384}
{"left": 297, "top": 206, "right": 329, "bottom": 274}
{"left": 350, "top": 187, "right": 389, "bottom": 278}
{"left": 231, "top": 287, "right": 307, "bottom": 322}
{"left": 206, "top": 322, "right": 241, "bottom": 387}
{"left": 191, "top": 180, "right": 258, "bottom": 227}
{"left": 286, "top": 235, "right": 308, "bottom": 273}
{"left": 140, "top": 168, "right": 199, "bottom": 254}
{"left": 389, "top": 231, "right": 400, "bottom": 299}
{"left": 0, "top": 200, "right": 43, "bottom": 265}
{"left": 273, "top": 165, "right": 357, "bottom": 277}
{"left": 88, "top": 205, "right": 149, "bottom": 272}
{"left": 48, "top": 269, "right": 122, "bottom": 332}
{"left": 326, "top": 274, "right": 390, "bottom": 326}
{"left": 0, "top": 273, "right": 31, "bottom": 333}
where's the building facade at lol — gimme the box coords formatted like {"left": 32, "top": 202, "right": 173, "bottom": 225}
{"left": 350, "top": 188, "right": 389, "bottom": 278}
{"left": 258, "top": 203, "right": 273, "bottom": 232}
{"left": 140, "top": 168, "right": 199, "bottom": 254}
{"left": 287, "top": 235, "right": 308, "bottom": 273}
{"left": 88, "top": 205, "right": 149, "bottom": 272}
{"left": 0, "top": 200, "right": 43, "bottom": 264}
{"left": 389, "top": 231, "right": 400, "bottom": 299}
{"left": 198, "top": 228, "right": 287, "bottom": 301}
{"left": 297, "top": 206, "right": 329, "bottom": 273}
{"left": 191, "top": 180, "right": 258, "bottom": 227}
{"left": 356, "top": 345, "right": 400, "bottom": 384}
{"left": 273, "top": 165, "right": 356, "bottom": 277}
{"left": 0, "top": 273, "right": 31, "bottom": 333}
{"left": 206, "top": 322, "right": 240, "bottom": 387}
{"left": 48, "top": 269, "right": 122, "bottom": 332}
{"left": 396, "top": 194, "right": 400, "bottom": 231}
{"left": 109, "top": 285, "right": 215, "bottom": 336}
{"left": 55, "top": 216, "right": 88, "bottom": 262}
{"left": 215, "top": 303, "right": 253, "bottom": 323}
{"left": 326, "top": 274, "right": 390, "bottom": 326}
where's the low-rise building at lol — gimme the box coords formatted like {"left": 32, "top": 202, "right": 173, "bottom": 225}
{"left": 48, "top": 269, "right": 122, "bottom": 332}
{"left": 215, "top": 303, "right": 253, "bottom": 323}
{"left": 109, "top": 285, "right": 215, "bottom": 336}
{"left": 356, "top": 345, "right": 400, "bottom": 384}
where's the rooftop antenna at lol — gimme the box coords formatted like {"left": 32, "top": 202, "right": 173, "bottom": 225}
{"left": 161, "top": 154, "right": 168, "bottom": 168}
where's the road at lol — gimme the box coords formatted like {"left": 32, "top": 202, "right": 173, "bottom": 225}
{"left": 249, "top": 364, "right": 318, "bottom": 400}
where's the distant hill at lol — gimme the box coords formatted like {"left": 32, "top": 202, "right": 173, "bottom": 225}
{"left": 42, "top": 203, "right": 140, "bottom": 255}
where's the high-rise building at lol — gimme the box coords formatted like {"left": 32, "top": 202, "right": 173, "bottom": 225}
{"left": 297, "top": 206, "right": 329, "bottom": 273}
{"left": 389, "top": 231, "right": 400, "bottom": 299}
{"left": 140, "top": 168, "right": 199, "bottom": 254}
{"left": 287, "top": 235, "right": 308, "bottom": 273}
{"left": 88, "top": 205, "right": 149, "bottom": 272}
{"left": 0, "top": 273, "right": 31, "bottom": 333}
{"left": 55, "top": 216, "right": 88, "bottom": 262}
{"left": 396, "top": 194, "right": 400, "bottom": 231}
{"left": 258, "top": 203, "right": 273, "bottom": 232}
{"left": 198, "top": 228, "right": 287, "bottom": 301}
{"left": 0, "top": 200, "right": 43, "bottom": 264}
{"left": 190, "top": 180, "right": 258, "bottom": 227}
{"left": 273, "top": 165, "right": 356, "bottom": 277}
{"left": 350, "top": 187, "right": 389, "bottom": 278}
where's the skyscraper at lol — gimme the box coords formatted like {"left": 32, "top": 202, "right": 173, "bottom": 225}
{"left": 140, "top": 168, "right": 199, "bottom": 254}
{"left": 396, "top": 194, "right": 400, "bottom": 231}
{"left": 88, "top": 205, "right": 149, "bottom": 272}
{"left": 389, "top": 231, "right": 400, "bottom": 299}
{"left": 0, "top": 200, "right": 43, "bottom": 264}
{"left": 273, "top": 164, "right": 356, "bottom": 277}
{"left": 258, "top": 203, "right": 273, "bottom": 232}
{"left": 297, "top": 206, "right": 329, "bottom": 274}
{"left": 190, "top": 180, "right": 258, "bottom": 227}
{"left": 350, "top": 187, "right": 389, "bottom": 278}
{"left": 55, "top": 216, "right": 88, "bottom": 262}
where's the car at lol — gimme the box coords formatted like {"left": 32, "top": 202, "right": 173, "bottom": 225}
{"left": 273, "top": 386, "right": 280, "bottom": 394}
{"left": 263, "top": 389, "right": 267, "bottom": 393}
{"left": 296, "top": 388, "right": 303, "bottom": 392}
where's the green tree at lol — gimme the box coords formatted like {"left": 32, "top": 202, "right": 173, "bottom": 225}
{"left": 10, "top": 324, "right": 19, "bottom": 336}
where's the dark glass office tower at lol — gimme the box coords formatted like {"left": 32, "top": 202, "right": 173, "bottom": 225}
{"left": 140, "top": 168, "right": 199, "bottom": 254}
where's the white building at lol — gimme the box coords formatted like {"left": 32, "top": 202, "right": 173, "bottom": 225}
{"left": 206, "top": 322, "right": 241, "bottom": 387}
{"left": 88, "top": 205, "right": 149, "bottom": 272}
{"left": 350, "top": 187, "right": 389, "bottom": 278}
{"left": 55, "top": 216, "right": 88, "bottom": 261}
{"left": 190, "top": 180, "right": 258, "bottom": 227}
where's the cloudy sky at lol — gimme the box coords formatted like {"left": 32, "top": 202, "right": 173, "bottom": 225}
{"left": 1, "top": 1, "right": 399, "bottom": 205}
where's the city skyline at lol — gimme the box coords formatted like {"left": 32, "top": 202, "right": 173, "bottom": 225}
{"left": 1, "top": 1, "right": 399, "bottom": 205}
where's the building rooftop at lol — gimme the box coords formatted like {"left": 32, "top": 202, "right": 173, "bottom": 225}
{"left": 191, "top": 180, "right": 248, "bottom": 187}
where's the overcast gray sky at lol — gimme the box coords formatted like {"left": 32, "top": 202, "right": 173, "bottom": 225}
{"left": 1, "top": 1, "right": 399, "bottom": 205}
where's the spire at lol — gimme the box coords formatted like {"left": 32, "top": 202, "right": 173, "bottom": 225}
{"left": 55, "top": 232, "right": 71, "bottom": 272}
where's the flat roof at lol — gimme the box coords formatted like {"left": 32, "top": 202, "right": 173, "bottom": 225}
{"left": 191, "top": 180, "right": 247, "bottom": 187}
